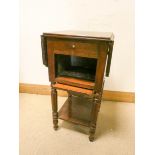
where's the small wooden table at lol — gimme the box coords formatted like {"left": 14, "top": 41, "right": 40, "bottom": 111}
{"left": 41, "top": 31, "right": 114, "bottom": 141}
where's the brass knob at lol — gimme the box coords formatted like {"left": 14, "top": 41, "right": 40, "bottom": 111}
{"left": 72, "top": 44, "right": 75, "bottom": 48}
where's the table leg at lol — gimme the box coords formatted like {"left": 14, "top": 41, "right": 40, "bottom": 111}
{"left": 89, "top": 92, "right": 102, "bottom": 142}
{"left": 51, "top": 87, "right": 58, "bottom": 130}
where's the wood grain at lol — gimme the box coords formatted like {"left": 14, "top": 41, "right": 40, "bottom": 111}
{"left": 48, "top": 40, "right": 98, "bottom": 58}
{"left": 53, "top": 83, "right": 93, "bottom": 95}
{"left": 55, "top": 77, "right": 95, "bottom": 89}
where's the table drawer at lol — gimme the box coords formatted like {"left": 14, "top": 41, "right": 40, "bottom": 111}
{"left": 48, "top": 40, "right": 98, "bottom": 58}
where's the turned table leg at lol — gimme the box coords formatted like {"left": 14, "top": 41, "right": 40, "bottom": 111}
{"left": 89, "top": 92, "right": 102, "bottom": 142}
{"left": 51, "top": 87, "right": 58, "bottom": 130}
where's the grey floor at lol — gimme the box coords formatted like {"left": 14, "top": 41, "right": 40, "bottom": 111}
{"left": 20, "top": 93, "right": 135, "bottom": 155}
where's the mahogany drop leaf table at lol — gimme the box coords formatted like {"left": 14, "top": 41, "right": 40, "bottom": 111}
{"left": 41, "top": 31, "right": 114, "bottom": 141}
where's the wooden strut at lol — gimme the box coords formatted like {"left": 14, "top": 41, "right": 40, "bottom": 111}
{"left": 68, "top": 92, "right": 72, "bottom": 117}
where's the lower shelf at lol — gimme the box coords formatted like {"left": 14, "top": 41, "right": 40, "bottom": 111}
{"left": 58, "top": 99, "right": 91, "bottom": 127}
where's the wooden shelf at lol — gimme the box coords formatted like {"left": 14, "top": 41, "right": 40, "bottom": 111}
{"left": 58, "top": 99, "right": 91, "bottom": 127}
{"left": 55, "top": 77, "right": 95, "bottom": 89}
{"left": 53, "top": 83, "right": 93, "bottom": 95}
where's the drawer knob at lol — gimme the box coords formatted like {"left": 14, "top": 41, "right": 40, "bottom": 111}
{"left": 72, "top": 44, "right": 76, "bottom": 48}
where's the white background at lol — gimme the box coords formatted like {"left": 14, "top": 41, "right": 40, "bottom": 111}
{"left": 20, "top": 0, "right": 134, "bottom": 92}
